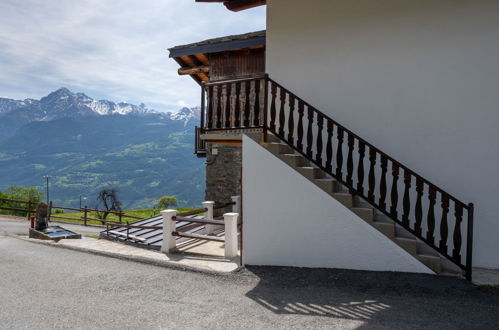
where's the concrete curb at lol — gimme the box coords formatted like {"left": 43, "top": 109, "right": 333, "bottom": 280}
{"left": 8, "top": 234, "right": 244, "bottom": 277}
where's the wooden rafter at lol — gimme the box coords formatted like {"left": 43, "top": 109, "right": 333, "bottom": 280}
{"left": 178, "top": 65, "right": 210, "bottom": 76}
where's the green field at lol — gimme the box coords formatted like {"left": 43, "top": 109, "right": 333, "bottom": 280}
{"left": 49, "top": 207, "right": 201, "bottom": 226}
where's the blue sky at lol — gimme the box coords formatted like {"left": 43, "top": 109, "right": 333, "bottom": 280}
{"left": 0, "top": 0, "right": 266, "bottom": 112}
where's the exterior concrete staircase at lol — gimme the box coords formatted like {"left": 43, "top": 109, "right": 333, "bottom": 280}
{"left": 260, "top": 133, "right": 463, "bottom": 277}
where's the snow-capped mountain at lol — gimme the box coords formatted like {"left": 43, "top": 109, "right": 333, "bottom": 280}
{"left": 167, "top": 106, "right": 201, "bottom": 126}
{"left": 0, "top": 88, "right": 199, "bottom": 139}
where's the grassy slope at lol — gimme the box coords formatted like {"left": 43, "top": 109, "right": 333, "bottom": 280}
{"left": 50, "top": 208, "right": 201, "bottom": 226}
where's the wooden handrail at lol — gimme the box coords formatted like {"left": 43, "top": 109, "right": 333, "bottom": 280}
{"left": 0, "top": 198, "right": 39, "bottom": 205}
{"left": 172, "top": 231, "right": 224, "bottom": 243}
{"left": 213, "top": 201, "right": 236, "bottom": 210}
{"left": 267, "top": 77, "right": 470, "bottom": 209}
{"left": 176, "top": 208, "right": 207, "bottom": 217}
{"left": 172, "top": 216, "right": 224, "bottom": 226}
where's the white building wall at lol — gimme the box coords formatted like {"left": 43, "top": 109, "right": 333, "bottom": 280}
{"left": 242, "top": 135, "right": 433, "bottom": 274}
{"left": 266, "top": 0, "right": 499, "bottom": 269}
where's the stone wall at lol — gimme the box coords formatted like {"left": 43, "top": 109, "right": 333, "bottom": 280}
{"left": 205, "top": 143, "right": 242, "bottom": 216}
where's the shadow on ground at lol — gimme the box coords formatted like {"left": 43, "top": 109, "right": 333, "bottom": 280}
{"left": 243, "top": 266, "right": 499, "bottom": 328}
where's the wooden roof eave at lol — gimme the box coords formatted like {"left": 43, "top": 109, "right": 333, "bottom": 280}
{"left": 195, "top": 0, "right": 266, "bottom": 12}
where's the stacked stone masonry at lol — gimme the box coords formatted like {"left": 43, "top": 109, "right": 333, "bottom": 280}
{"left": 205, "top": 143, "right": 242, "bottom": 216}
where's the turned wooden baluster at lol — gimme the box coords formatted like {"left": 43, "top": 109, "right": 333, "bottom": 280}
{"left": 325, "top": 120, "right": 334, "bottom": 173}
{"left": 402, "top": 169, "right": 412, "bottom": 227}
{"left": 287, "top": 95, "right": 295, "bottom": 144}
{"left": 378, "top": 155, "right": 388, "bottom": 211}
{"left": 254, "top": 80, "right": 261, "bottom": 126}
{"left": 439, "top": 194, "right": 450, "bottom": 252}
{"left": 367, "top": 147, "right": 376, "bottom": 203}
{"left": 452, "top": 203, "right": 463, "bottom": 262}
{"left": 390, "top": 163, "right": 400, "bottom": 217}
{"left": 207, "top": 85, "right": 213, "bottom": 129}
{"left": 356, "top": 141, "right": 365, "bottom": 195}
{"left": 216, "top": 85, "right": 222, "bottom": 129}
{"left": 270, "top": 82, "right": 277, "bottom": 131}
{"left": 225, "top": 83, "right": 232, "bottom": 128}
{"left": 297, "top": 101, "right": 305, "bottom": 152}
{"left": 234, "top": 82, "right": 241, "bottom": 128}
{"left": 278, "top": 88, "right": 286, "bottom": 137}
{"left": 336, "top": 127, "right": 344, "bottom": 179}
{"left": 244, "top": 81, "right": 251, "bottom": 126}
{"left": 346, "top": 133, "right": 355, "bottom": 188}
{"left": 427, "top": 185, "right": 436, "bottom": 245}
{"left": 316, "top": 113, "right": 324, "bottom": 165}
{"left": 414, "top": 177, "right": 424, "bottom": 236}
{"left": 306, "top": 107, "right": 314, "bottom": 158}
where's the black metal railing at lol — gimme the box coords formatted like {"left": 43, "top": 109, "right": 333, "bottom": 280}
{"left": 198, "top": 75, "right": 474, "bottom": 280}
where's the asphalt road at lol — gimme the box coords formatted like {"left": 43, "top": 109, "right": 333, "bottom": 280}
{"left": 0, "top": 215, "right": 103, "bottom": 236}
{"left": 1, "top": 234, "right": 498, "bottom": 329}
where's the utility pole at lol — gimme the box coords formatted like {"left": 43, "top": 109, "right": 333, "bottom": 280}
{"left": 79, "top": 195, "right": 86, "bottom": 209}
{"left": 43, "top": 176, "right": 49, "bottom": 204}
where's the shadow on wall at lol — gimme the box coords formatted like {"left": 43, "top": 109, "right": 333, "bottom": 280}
{"left": 243, "top": 266, "right": 499, "bottom": 327}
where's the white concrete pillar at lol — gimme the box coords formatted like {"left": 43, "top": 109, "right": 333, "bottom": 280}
{"left": 231, "top": 195, "right": 241, "bottom": 214}
{"left": 203, "top": 201, "right": 215, "bottom": 234}
{"left": 161, "top": 209, "right": 177, "bottom": 253}
{"left": 224, "top": 212, "right": 239, "bottom": 258}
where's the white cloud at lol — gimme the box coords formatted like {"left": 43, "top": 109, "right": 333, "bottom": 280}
{"left": 0, "top": 0, "right": 265, "bottom": 112}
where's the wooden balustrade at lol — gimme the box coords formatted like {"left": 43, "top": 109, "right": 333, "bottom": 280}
{"left": 197, "top": 75, "right": 475, "bottom": 280}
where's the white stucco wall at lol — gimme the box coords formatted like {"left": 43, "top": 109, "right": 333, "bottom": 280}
{"left": 266, "top": 0, "right": 499, "bottom": 268}
{"left": 242, "top": 135, "right": 433, "bottom": 274}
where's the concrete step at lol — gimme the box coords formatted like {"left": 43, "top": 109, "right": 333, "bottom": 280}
{"left": 395, "top": 224, "right": 414, "bottom": 239}
{"left": 266, "top": 134, "right": 282, "bottom": 143}
{"left": 416, "top": 254, "right": 442, "bottom": 274}
{"left": 351, "top": 207, "right": 374, "bottom": 222}
{"left": 331, "top": 193, "right": 353, "bottom": 208}
{"left": 266, "top": 142, "right": 293, "bottom": 155}
{"left": 314, "top": 178, "right": 336, "bottom": 193}
{"left": 279, "top": 153, "right": 309, "bottom": 167}
{"left": 394, "top": 237, "right": 418, "bottom": 255}
{"left": 440, "top": 257, "right": 465, "bottom": 276}
{"left": 372, "top": 222, "right": 395, "bottom": 238}
{"left": 296, "top": 166, "right": 325, "bottom": 180}
{"left": 416, "top": 240, "right": 440, "bottom": 257}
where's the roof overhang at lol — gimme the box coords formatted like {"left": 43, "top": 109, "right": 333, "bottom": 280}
{"left": 168, "top": 31, "right": 266, "bottom": 85}
{"left": 195, "top": 0, "right": 266, "bottom": 12}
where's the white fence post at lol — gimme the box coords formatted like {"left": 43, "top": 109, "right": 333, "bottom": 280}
{"left": 161, "top": 209, "right": 177, "bottom": 253}
{"left": 203, "top": 201, "right": 215, "bottom": 234}
{"left": 224, "top": 212, "right": 239, "bottom": 258}
{"left": 231, "top": 195, "right": 241, "bottom": 214}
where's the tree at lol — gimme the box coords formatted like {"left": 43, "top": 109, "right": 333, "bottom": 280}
{"left": 157, "top": 196, "right": 178, "bottom": 210}
{"left": 0, "top": 186, "right": 43, "bottom": 217}
{"left": 95, "top": 188, "right": 122, "bottom": 221}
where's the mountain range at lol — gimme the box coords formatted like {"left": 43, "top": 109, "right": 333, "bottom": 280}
{"left": 0, "top": 88, "right": 205, "bottom": 209}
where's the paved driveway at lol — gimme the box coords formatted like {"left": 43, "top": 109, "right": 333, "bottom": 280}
{"left": 0, "top": 215, "right": 103, "bottom": 236}
{"left": 0, "top": 233, "right": 498, "bottom": 329}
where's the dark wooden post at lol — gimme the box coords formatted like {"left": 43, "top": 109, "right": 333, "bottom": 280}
{"left": 83, "top": 206, "right": 88, "bottom": 226}
{"left": 465, "top": 203, "right": 474, "bottom": 281}
{"left": 263, "top": 75, "right": 269, "bottom": 142}
{"left": 200, "top": 82, "right": 206, "bottom": 131}
{"left": 126, "top": 221, "right": 130, "bottom": 240}
{"left": 119, "top": 211, "right": 123, "bottom": 224}
{"left": 26, "top": 201, "right": 32, "bottom": 220}
{"left": 48, "top": 201, "right": 53, "bottom": 223}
